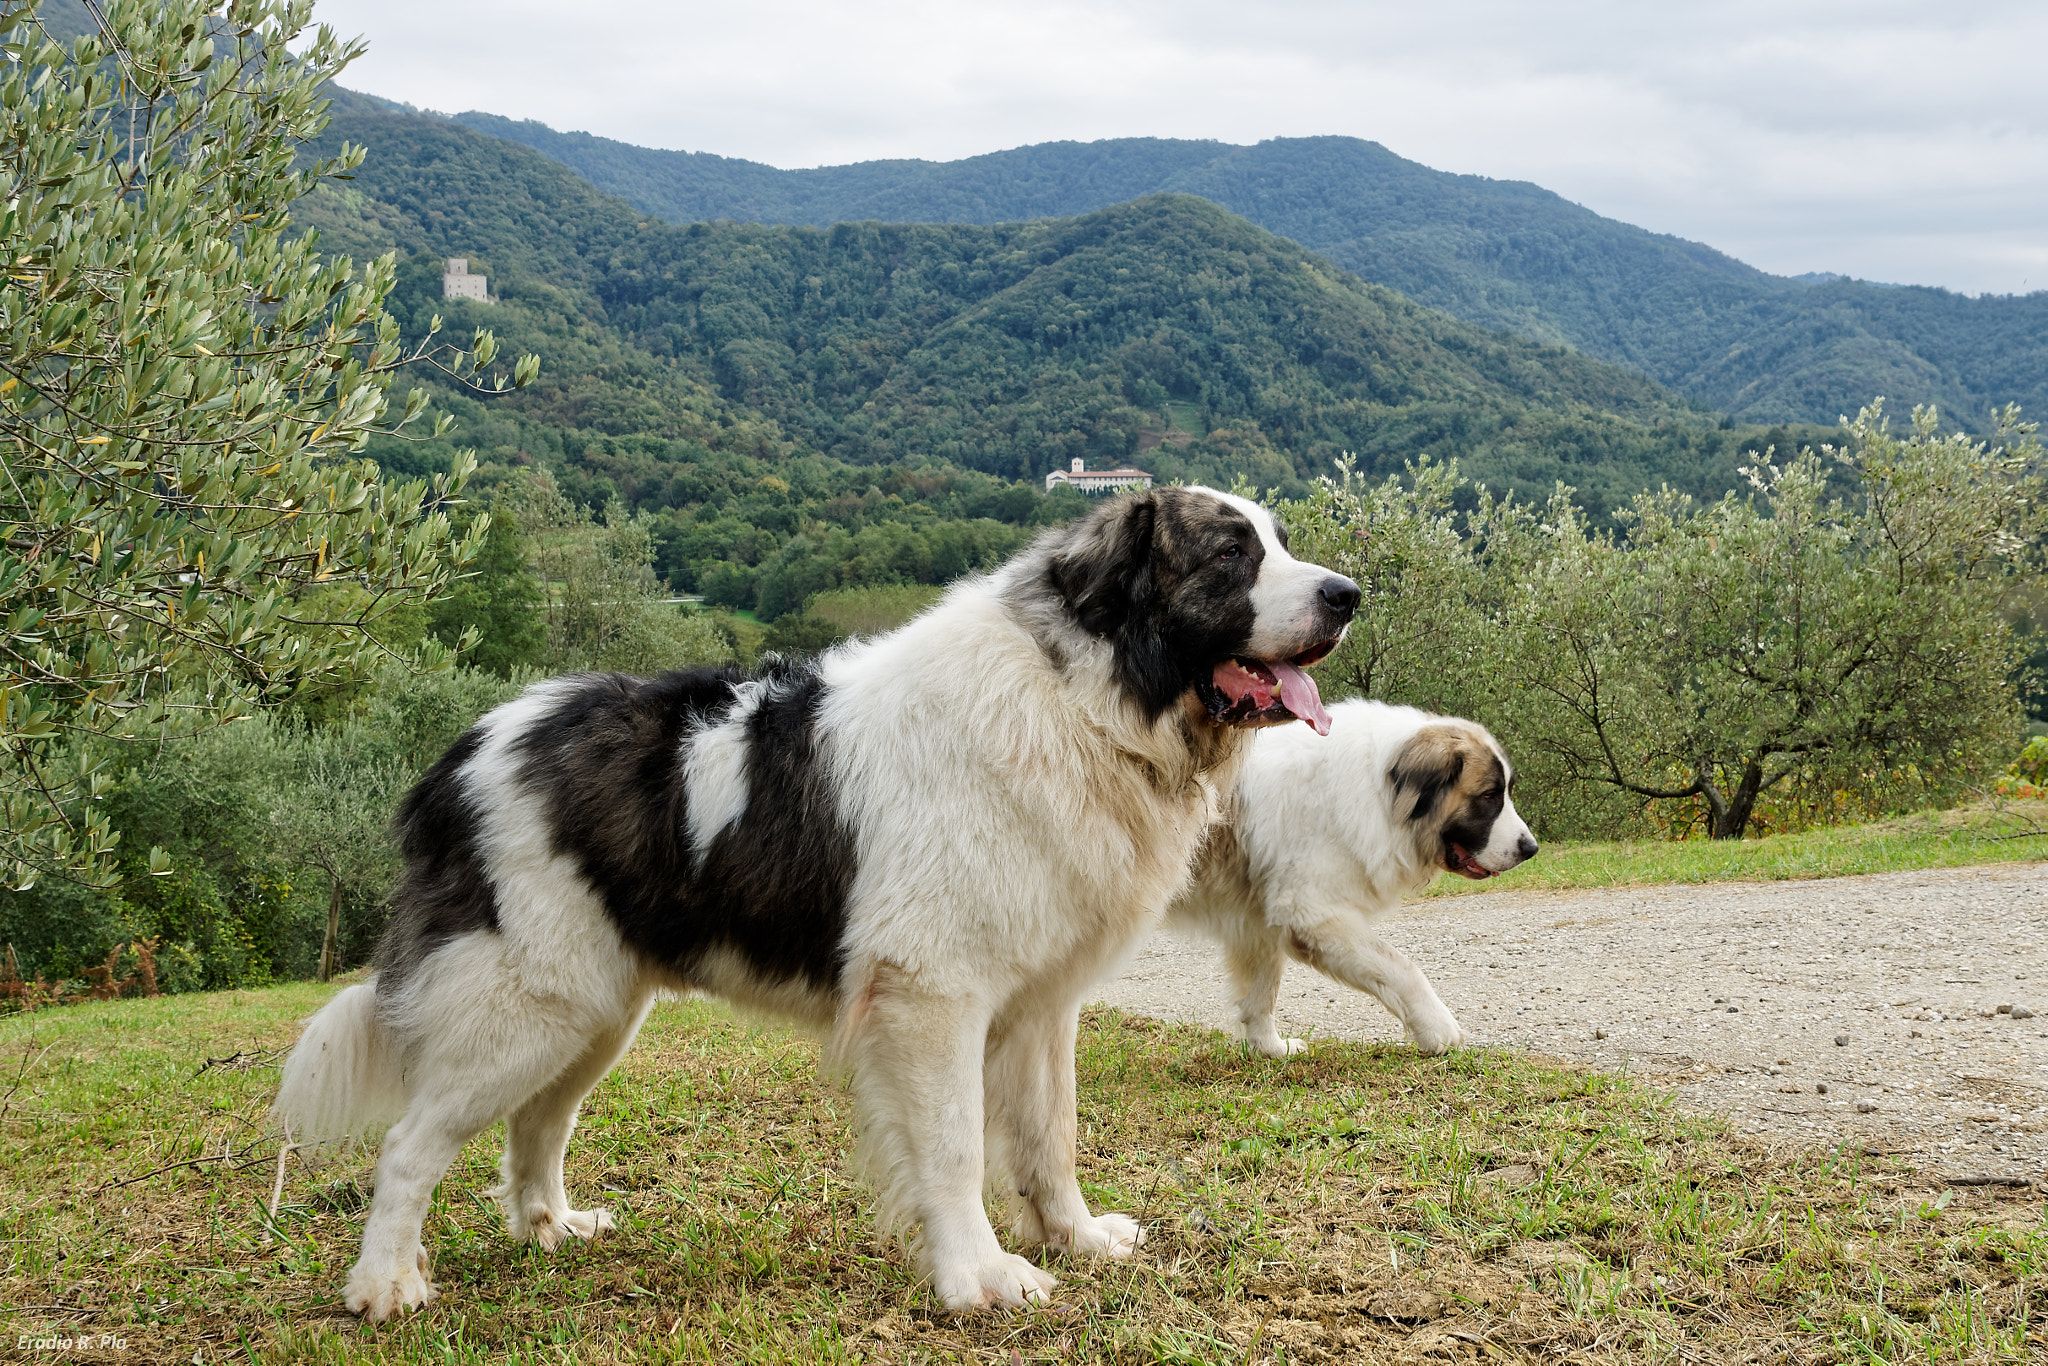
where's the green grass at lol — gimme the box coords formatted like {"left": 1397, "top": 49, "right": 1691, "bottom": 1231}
{"left": 3, "top": 986, "right": 2042, "bottom": 1362}
{"left": 1426, "top": 798, "right": 2048, "bottom": 899}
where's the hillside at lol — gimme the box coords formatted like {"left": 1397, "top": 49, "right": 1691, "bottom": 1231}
{"left": 456, "top": 116, "right": 2048, "bottom": 427}
{"left": 313, "top": 96, "right": 1783, "bottom": 525}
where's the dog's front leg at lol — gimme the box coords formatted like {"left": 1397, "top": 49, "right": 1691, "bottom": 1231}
{"left": 848, "top": 963, "right": 1056, "bottom": 1311}
{"left": 1283, "top": 913, "right": 1465, "bottom": 1054}
{"left": 987, "top": 998, "right": 1146, "bottom": 1260}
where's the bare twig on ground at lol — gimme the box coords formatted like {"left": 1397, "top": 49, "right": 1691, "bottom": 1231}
{"left": 267, "top": 1132, "right": 297, "bottom": 1229}
{"left": 97, "top": 1140, "right": 268, "bottom": 1191}
{"left": 192, "top": 1046, "right": 286, "bottom": 1079}
{"left": 0, "top": 1035, "right": 50, "bottom": 1123}
{"left": 1945, "top": 1173, "right": 2039, "bottom": 1189}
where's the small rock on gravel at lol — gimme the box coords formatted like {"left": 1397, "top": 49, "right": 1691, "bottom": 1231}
{"left": 1834, "top": 1034, "right": 1849, "bottom": 1046}
{"left": 1856, "top": 1100, "right": 1878, "bottom": 1113}
{"left": 1997, "top": 1003, "right": 2015, "bottom": 1014}
{"left": 2012, "top": 1006, "right": 2036, "bottom": 1020}
{"left": 1816, "top": 1082, "right": 1829, "bottom": 1094}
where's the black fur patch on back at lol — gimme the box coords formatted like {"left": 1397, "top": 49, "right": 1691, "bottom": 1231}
{"left": 508, "top": 664, "right": 854, "bottom": 992}
{"left": 693, "top": 670, "right": 853, "bottom": 986}
{"left": 376, "top": 727, "right": 499, "bottom": 992}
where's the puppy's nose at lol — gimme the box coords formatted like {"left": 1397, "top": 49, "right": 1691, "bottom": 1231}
{"left": 1516, "top": 835, "right": 1540, "bottom": 861}
{"left": 1318, "top": 575, "right": 1360, "bottom": 618}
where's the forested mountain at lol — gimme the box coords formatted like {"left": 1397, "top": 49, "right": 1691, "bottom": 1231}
{"left": 315, "top": 93, "right": 1793, "bottom": 528}
{"left": 456, "top": 114, "right": 2048, "bottom": 427}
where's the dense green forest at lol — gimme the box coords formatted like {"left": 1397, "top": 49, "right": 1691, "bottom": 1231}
{"left": 303, "top": 92, "right": 1824, "bottom": 616}
{"left": 457, "top": 115, "right": 2048, "bottom": 427}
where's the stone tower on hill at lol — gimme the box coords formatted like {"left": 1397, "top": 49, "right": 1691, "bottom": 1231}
{"left": 441, "top": 258, "right": 490, "bottom": 303}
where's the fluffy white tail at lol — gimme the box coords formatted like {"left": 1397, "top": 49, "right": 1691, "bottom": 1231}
{"left": 272, "top": 980, "right": 407, "bottom": 1145}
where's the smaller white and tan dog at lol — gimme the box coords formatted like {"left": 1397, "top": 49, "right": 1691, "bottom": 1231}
{"left": 1167, "top": 700, "right": 1537, "bottom": 1057}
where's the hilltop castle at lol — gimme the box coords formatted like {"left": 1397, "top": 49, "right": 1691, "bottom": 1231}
{"left": 441, "top": 257, "right": 490, "bottom": 303}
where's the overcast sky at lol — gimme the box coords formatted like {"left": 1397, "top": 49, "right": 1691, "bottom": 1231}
{"left": 314, "top": 1, "right": 2048, "bottom": 295}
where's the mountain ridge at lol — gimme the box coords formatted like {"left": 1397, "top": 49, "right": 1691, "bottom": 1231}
{"left": 448, "top": 112, "right": 2048, "bottom": 427}
{"left": 302, "top": 94, "right": 1792, "bottom": 521}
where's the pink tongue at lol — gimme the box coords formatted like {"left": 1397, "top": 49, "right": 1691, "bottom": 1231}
{"left": 1271, "top": 660, "right": 1332, "bottom": 735}
{"left": 1453, "top": 845, "right": 1494, "bottom": 877}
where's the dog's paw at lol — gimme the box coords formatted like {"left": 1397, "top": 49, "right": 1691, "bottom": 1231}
{"left": 931, "top": 1251, "right": 1057, "bottom": 1311}
{"left": 344, "top": 1251, "right": 438, "bottom": 1322}
{"left": 521, "top": 1204, "right": 615, "bottom": 1251}
{"left": 1405, "top": 1011, "right": 1466, "bottom": 1055}
{"left": 1246, "top": 1028, "right": 1308, "bottom": 1059}
{"left": 1063, "top": 1211, "right": 1146, "bottom": 1260}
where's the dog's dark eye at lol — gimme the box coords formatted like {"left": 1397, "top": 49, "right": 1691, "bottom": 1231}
{"left": 1218, "top": 543, "right": 1244, "bottom": 561}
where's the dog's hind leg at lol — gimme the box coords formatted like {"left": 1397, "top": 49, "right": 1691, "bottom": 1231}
{"left": 344, "top": 945, "right": 631, "bottom": 1321}
{"left": 497, "top": 992, "right": 653, "bottom": 1249}
{"left": 987, "top": 997, "right": 1144, "bottom": 1261}
{"left": 1283, "top": 913, "right": 1464, "bottom": 1055}
{"left": 1223, "top": 925, "right": 1304, "bottom": 1058}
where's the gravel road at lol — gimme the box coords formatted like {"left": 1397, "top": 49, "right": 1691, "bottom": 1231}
{"left": 1096, "top": 863, "right": 2048, "bottom": 1182}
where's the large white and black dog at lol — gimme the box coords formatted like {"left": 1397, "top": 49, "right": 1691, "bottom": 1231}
{"left": 1168, "top": 701, "right": 1537, "bottom": 1058}
{"left": 274, "top": 487, "right": 1356, "bottom": 1320}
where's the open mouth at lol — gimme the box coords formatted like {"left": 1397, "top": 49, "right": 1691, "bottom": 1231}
{"left": 1194, "top": 639, "right": 1341, "bottom": 734}
{"left": 1443, "top": 842, "right": 1495, "bottom": 879}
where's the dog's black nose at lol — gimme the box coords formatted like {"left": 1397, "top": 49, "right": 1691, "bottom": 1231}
{"left": 1319, "top": 576, "right": 1360, "bottom": 618}
{"left": 1516, "top": 835, "right": 1540, "bottom": 861}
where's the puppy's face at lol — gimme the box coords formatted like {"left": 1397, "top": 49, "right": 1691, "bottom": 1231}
{"left": 1390, "top": 723, "right": 1539, "bottom": 878}
{"left": 1049, "top": 487, "right": 1358, "bottom": 734}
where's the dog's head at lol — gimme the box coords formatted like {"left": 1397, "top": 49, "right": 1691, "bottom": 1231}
{"left": 1047, "top": 486, "right": 1358, "bottom": 734}
{"left": 1389, "top": 721, "right": 1539, "bottom": 878}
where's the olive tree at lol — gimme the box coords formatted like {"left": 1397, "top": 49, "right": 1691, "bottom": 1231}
{"left": 0, "top": 0, "right": 534, "bottom": 887}
{"left": 1278, "top": 405, "right": 2040, "bottom": 840}
{"left": 1516, "top": 404, "right": 2041, "bottom": 837}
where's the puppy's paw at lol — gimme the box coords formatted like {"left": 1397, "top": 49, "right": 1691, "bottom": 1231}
{"left": 931, "top": 1251, "right": 1057, "bottom": 1312}
{"left": 1062, "top": 1211, "right": 1146, "bottom": 1260}
{"left": 1405, "top": 1011, "right": 1466, "bottom": 1055}
{"left": 344, "top": 1251, "right": 438, "bottom": 1322}
{"left": 1246, "top": 1028, "right": 1308, "bottom": 1059}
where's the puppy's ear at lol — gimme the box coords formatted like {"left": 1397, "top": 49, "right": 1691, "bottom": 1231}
{"left": 1050, "top": 493, "right": 1157, "bottom": 638}
{"left": 1391, "top": 726, "right": 1467, "bottom": 823}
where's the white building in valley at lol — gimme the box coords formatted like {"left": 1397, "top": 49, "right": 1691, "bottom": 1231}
{"left": 442, "top": 257, "right": 491, "bottom": 303}
{"left": 1044, "top": 457, "right": 1153, "bottom": 495}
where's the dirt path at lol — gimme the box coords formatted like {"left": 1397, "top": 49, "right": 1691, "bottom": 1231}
{"left": 1096, "top": 863, "right": 2048, "bottom": 1182}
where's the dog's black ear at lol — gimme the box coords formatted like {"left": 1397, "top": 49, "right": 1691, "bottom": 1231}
{"left": 1391, "top": 726, "right": 1467, "bottom": 822}
{"left": 1050, "top": 493, "right": 1157, "bottom": 638}
{"left": 1049, "top": 493, "right": 1184, "bottom": 717}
